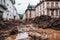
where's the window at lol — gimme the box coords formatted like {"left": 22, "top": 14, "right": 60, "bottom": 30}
{"left": 47, "top": 10, "right": 49, "bottom": 15}
{"left": 51, "top": 2, "right": 54, "bottom": 7}
{"left": 56, "top": 10, "right": 58, "bottom": 16}
{"left": 51, "top": 10, "right": 54, "bottom": 16}
{"left": 47, "top": 2, "right": 49, "bottom": 7}
{"left": 30, "top": 11, "right": 31, "bottom": 18}
{"left": 56, "top": 2, "right": 58, "bottom": 7}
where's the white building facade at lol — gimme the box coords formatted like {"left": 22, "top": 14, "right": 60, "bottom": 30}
{"left": 35, "top": 0, "right": 60, "bottom": 18}
{"left": 23, "top": 4, "right": 36, "bottom": 21}
{"left": 0, "top": 0, "right": 19, "bottom": 21}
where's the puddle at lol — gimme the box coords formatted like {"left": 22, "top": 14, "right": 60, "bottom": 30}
{"left": 5, "top": 32, "right": 28, "bottom": 40}
{"left": 16, "top": 32, "right": 28, "bottom": 40}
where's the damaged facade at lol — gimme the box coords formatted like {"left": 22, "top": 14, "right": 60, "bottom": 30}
{"left": 24, "top": 0, "right": 60, "bottom": 21}
{"left": 0, "top": 0, "right": 19, "bottom": 21}
{"left": 35, "top": 0, "right": 60, "bottom": 18}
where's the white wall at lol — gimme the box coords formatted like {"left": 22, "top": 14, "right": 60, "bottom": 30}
{"left": 31, "top": 10, "right": 35, "bottom": 18}
{"left": 0, "top": 0, "right": 19, "bottom": 20}
{"left": 35, "top": 1, "right": 60, "bottom": 18}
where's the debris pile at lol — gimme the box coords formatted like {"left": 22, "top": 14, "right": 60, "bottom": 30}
{"left": 27, "top": 15, "right": 60, "bottom": 30}
{"left": 51, "top": 19, "right": 60, "bottom": 30}
{"left": 18, "top": 24, "right": 60, "bottom": 40}
{"left": 0, "top": 20, "right": 19, "bottom": 40}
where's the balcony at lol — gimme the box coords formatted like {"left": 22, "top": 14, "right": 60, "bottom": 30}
{"left": 0, "top": 2, "right": 7, "bottom": 10}
{"left": 46, "top": 6, "right": 60, "bottom": 10}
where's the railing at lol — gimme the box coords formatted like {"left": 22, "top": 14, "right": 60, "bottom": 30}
{"left": 47, "top": 6, "right": 60, "bottom": 10}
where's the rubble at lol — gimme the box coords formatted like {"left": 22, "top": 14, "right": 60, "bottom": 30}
{"left": 20, "top": 15, "right": 60, "bottom": 40}
{"left": 30, "top": 15, "right": 60, "bottom": 30}
{"left": 0, "top": 20, "right": 19, "bottom": 40}
{"left": 4, "top": 20, "right": 60, "bottom": 40}
{"left": 0, "top": 15, "right": 60, "bottom": 40}
{"left": 17, "top": 24, "right": 60, "bottom": 40}
{"left": 51, "top": 19, "right": 60, "bottom": 30}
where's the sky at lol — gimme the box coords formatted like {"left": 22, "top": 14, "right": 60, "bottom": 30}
{"left": 15, "top": 0, "right": 40, "bottom": 14}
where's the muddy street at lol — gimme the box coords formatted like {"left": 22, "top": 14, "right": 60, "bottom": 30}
{"left": 5, "top": 24, "right": 60, "bottom": 40}
{"left": 0, "top": 0, "right": 60, "bottom": 40}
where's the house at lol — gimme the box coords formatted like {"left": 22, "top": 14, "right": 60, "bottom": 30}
{"left": 24, "top": 4, "right": 36, "bottom": 21}
{"left": 0, "top": 0, "right": 19, "bottom": 21}
{"left": 35, "top": 0, "right": 60, "bottom": 18}
{"left": 13, "top": 6, "right": 20, "bottom": 20}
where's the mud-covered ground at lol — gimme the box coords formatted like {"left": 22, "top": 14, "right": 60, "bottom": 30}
{"left": 5, "top": 24, "right": 60, "bottom": 40}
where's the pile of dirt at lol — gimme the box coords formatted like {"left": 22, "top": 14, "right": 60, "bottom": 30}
{"left": 51, "top": 19, "right": 60, "bottom": 30}
{"left": 33, "top": 15, "right": 52, "bottom": 23}
{"left": 0, "top": 20, "right": 19, "bottom": 38}
{"left": 0, "top": 21, "right": 16, "bottom": 30}
{"left": 18, "top": 24, "right": 60, "bottom": 40}
{"left": 32, "top": 15, "right": 60, "bottom": 30}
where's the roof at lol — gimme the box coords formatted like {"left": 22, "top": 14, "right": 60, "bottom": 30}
{"left": 35, "top": 0, "right": 60, "bottom": 8}
{"left": 27, "top": 4, "right": 35, "bottom": 10}
{"left": 35, "top": 1, "right": 44, "bottom": 8}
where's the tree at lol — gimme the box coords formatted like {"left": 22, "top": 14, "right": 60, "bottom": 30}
{"left": 19, "top": 14, "right": 24, "bottom": 19}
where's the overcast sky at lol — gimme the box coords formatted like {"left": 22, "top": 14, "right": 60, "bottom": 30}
{"left": 15, "top": 0, "right": 40, "bottom": 14}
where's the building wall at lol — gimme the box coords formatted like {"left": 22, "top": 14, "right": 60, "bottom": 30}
{"left": 23, "top": 13, "right": 26, "bottom": 20}
{"left": 13, "top": 6, "right": 20, "bottom": 20}
{"left": 15, "top": 14, "right": 20, "bottom": 20}
{"left": 26, "top": 10, "right": 30, "bottom": 19}
{"left": 45, "top": 1, "right": 60, "bottom": 18}
{"left": 31, "top": 10, "right": 36, "bottom": 18}
{"left": 35, "top": 6, "right": 40, "bottom": 16}
{"left": 0, "top": 0, "right": 19, "bottom": 21}
{"left": 24, "top": 9, "right": 36, "bottom": 21}
{"left": 35, "top": 1, "right": 60, "bottom": 18}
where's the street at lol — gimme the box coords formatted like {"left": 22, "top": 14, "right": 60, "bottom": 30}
{"left": 5, "top": 24, "right": 60, "bottom": 40}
